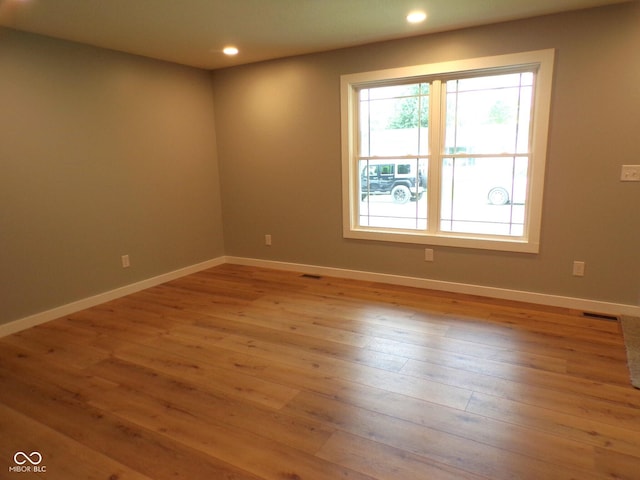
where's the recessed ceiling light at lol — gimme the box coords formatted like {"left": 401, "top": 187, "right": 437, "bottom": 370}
{"left": 223, "top": 46, "right": 239, "bottom": 56}
{"left": 407, "top": 11, "right": 427, "bottom": 24}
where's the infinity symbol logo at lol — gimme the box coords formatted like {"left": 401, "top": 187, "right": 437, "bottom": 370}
{"left": 13, "top": 451, "right": 42, "bottom": 465}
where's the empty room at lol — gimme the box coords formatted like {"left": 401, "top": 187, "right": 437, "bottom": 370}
{"left": 1, "top": 0, "right": 640, "bottom": 478}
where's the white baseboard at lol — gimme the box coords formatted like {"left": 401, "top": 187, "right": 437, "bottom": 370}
{"left": 3, "top": 254, "right": 638, "bottom": 338}
{"left": 0, "top": 257, "right": 226, "bottom": 338}
{"left": 226, "top": 256, "right": 640, "bottom": 317}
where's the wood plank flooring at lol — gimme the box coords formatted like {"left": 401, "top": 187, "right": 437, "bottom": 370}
{"left": 1, "top": 264, "right": 639, "bottom": 479}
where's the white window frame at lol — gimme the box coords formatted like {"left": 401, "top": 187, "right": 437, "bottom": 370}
{"left": 341, "top": 49, "right": 555, "bottom": 253}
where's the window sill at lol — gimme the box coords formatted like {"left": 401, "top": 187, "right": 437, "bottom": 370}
{"left": 344, "top": 227, "right": 539, "bottom": 253}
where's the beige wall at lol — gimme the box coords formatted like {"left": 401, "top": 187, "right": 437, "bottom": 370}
{"left": 0, "top": 29, "right": 225, "bottom": 324}
{"left": 212, "top": 3, "right": 640, "bottom": 306}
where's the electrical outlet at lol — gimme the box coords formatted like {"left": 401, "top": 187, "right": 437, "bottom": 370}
{"left": 424, "top": 248, "right": 434, "bottom": 262}
{"left": 621, "top": 165, "right": 640, "bottom": 182}
{"left": 121, "top": 254, "right": 130, "bottom": 268}
{"left": 265, "top": 234, "right": 272, "bottom": 246}
{"left": 572, "top": 260, "right": 585, "bottom": 277}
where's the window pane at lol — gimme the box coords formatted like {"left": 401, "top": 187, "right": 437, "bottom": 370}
{"left": 440, "top": 156, "right": 528, "bottom": 236}
{"left": 449, "top": 72, "right": 532, "bottom": 92}
{"left": 360, "top": 94, "right": 370, "bottom": 157}
{"left": 359, "top": 158, "right": 427, "bottom": 230}
{"left": 359, "top": 83, "right": 429, "bottom": 156}
{"left": 445, "top": 73, "right": 533, "bottom": 155}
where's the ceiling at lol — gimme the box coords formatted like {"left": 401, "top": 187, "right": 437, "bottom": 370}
{"left": 0, "top": 0, "right": 632, "bottom": 70}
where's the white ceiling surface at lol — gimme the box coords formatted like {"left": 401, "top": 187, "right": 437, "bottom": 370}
{"left": 0, "top": 0, "right": 632, "bottom": 69}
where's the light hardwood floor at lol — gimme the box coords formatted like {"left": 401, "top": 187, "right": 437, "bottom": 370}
{"left": 1, "top": 264, "right": 639, "bottom": 479}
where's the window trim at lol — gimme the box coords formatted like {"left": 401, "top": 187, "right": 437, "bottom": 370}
{"left": 341, "top": 49, "right": 555, "bottom": 253}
